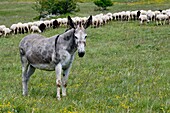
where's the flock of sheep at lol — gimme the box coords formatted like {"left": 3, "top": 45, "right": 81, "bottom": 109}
{"left": 0, "top": 8, "right": 170, "bottom": 37}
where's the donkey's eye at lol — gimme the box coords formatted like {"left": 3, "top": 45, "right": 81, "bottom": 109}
{"left": 85, "top": 36, "right": 87, "bottom": 39}
{"left": 75, "top": 36, "right": 78, "bottom": 39}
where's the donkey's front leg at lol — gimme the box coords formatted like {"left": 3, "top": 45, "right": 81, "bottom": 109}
{"left": 62, "top": 55, "right": 74, "bottom": 97}
{"left": 55, "top": 63, "right": 62, "bottom": 100}
{"left": 62, "top": 68, "right": 71, "bottom": 97}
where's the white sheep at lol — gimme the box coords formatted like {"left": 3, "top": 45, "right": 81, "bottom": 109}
{"left": 112, "top": 13, "right": 119, "bottom": 21}
{"left": 139, "top": 15, "right": 150, "bottom": 24}
{"left": 147, "top": 10, "right": 155, "bottom": 21}
{"left": 130, "top": 10, "right": 138, "bottom": 20}
{"left": 17, "top": 22, "right": 24, "bottom": 34}
{"left": 81, "top": 17, "right": 88, "bottom": 25}
{"left": 92, "top": 15, "right": 100, "bottom": 28}
{"left": 10, "top": 24, "right": 18, "bottom": 34}
{"left": 0, "top": 25, "right": 6, "bottom": 33}
{"left": 125, "top": 11, "right": 131, "bottom": 21}
{"left": 156, "top": 14, "right": 169, "bottom": 25}
{"left": 30, "top": 25, "right": 41, "bottom": 33}
{"left": 2, "top": 28, "right": 11, "bottom": 36}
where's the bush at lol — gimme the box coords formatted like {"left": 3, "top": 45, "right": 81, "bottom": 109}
{"left": 94, "top": 0, "right": 113, "bottom": 10}
{"left": 33, "top": 0, "right": 77, "bottom": 18}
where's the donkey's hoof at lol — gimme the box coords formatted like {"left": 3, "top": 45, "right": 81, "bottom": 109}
{"left": 56, "top": 96, "right": 61, "bottom": 100}
{"left": 23, "top": 93, "right": 28, "bottom": 96}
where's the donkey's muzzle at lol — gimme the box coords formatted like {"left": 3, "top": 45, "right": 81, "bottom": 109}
{"left": 78, "top": 52, "right": 85, "bottom": 57}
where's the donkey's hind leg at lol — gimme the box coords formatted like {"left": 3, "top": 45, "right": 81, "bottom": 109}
{"left": 21, "top": 56, "right": 35, "bottom": 96}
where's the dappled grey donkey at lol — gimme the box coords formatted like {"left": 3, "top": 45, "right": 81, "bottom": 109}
{"left": 19, "top": 15, "right": 92, "bottom": 100}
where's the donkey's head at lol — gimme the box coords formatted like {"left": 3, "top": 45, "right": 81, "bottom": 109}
{"left": 67, "top": 15, "right": 92, "bottom": 57}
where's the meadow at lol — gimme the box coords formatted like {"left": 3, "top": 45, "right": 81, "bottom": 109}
{"left": 0, "top": 0, "right": 170, "bottom": 112}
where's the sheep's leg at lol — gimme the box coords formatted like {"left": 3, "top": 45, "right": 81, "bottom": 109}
{"left": 156, "top": 20, "right": 158, "bottom": 25}
{"left": 55, "top": 63, "right": 62, "bottom": 100}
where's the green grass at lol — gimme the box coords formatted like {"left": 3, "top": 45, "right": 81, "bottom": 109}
{"left": 0, "top": 1, "right": 170, "bottom": 113}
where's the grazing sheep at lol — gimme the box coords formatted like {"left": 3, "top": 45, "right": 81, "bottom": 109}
{"left": 57, "top": 18, "right": 67, "bottom": 27}
{"left": 30, "top": 25, "right": 41, "bottom": 33}
{"left": 81, "top": 17, "right": 88, "bottom": 25}
{"left": 92, "top": 16, "right": 99, "bottom": 28}
{"left": 139, "top": 15, "right": 150, "bottom": 25}
{"left": 137, "top": 11, "right": 141, "bottom": 20}
{"left": 130, "top": 10, "right": 138, "bottom": 20}
{"left": 0, "top": 25, "right": 6, "bottom": 33}
{"left": 2, "top": 28, "right": 12, "bottom": 36}
{"left": 10, "top": 24, "right": 18, "bottom": 34}
{"left": 112, "top": 13, "right": 119, "bottom": 21}
{"left": 156, "top": 14, "right": 169, "bottom": 25}
{"left": 39, "top": 23, "right": 46, "bottom": 32}
{"left": 17, "top": 22, "right": 24, "bottom": 34}
{"left": 22, "top": 23, "right": 29, "bottom": 33}
{"left": 125, "top": 11, "right": 131, "bottom": 21}
{"left": 44, "top": 20, "right": 51, "bottom": 28}
{"left": 147, "top": 10, "right": 155, "bottom": 21}
{"left": 106, "top": 12, "right": 113, "bottom": 21}
{"left": 52, "top": 19, "right": 59, "bottom": 29}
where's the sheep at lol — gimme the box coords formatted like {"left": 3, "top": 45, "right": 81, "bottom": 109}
{"left": 137, "top": 10, "right": 141, "bottom": 20}
{"left": 10, "top": 24, "right": 18, "bottom": 34}
{"left": 139, "top": 14, "right": 150, "bottom": 25}
{"left": 57, "top": 18, "right": 67, "bottom": 27}
{"left": 17, "top": 22, "right": 24, "bottom": 34}
{"left": 39, "top": 23, "right": 46, "bottom": 32}
{"left": 30, "top": 25, "right": 41, "bottom": 33}
{"left": 130, "top": 10, "right": 138, "bottom": 20}
{"left": 147, "top": 10, "right": 155, "bottom": 21}
{"left": 156, "top": 14, "right": 169, "bottom": 25}
{"left": 27, "top": 22, "right": 34, "bottom": 30}
{"left": 112, "top": 13, "right": 119, "bottom": 21}
{"left": 0, "top": 25, "right": 6, "bottom": 33}
{"left": 92, "top": 16, "right": 99, "bottom": 28}
{"left": 2, "top": 28, "right": 12, "bottom": 36}
{"left": 52, "top": 19, "right": 59, "bottom": 29}
{"left": 22, "top": 23, "right": 29, "bottom": 33}
{"left": 44, "top": 20, "right": 51, "bottom": 28}
{"left": 106, "top": 12, "right": 113, "bottom": 21}
{"left": 94, "top": 14, "right": 104, "bottom": 27}
{"left": 125, "top": 11, "right": 131, "bottom": 21}
{"left": 72, "top": 16, "right": 81, "bottom": 25}
{"left": 102, "top": 15, "right": 110, "bottom": 24}
{"left": 81, "top": 17, "right": 88, "bottom": 25}
{"left": 119, "top": 11, "right": 126, "bottom": 21}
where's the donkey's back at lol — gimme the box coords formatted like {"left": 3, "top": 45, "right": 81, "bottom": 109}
{"left": 19, "top": 33, "right": 58, "bottom": 71}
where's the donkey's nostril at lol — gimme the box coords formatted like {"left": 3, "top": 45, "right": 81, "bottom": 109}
{"left": 78, "top": 52, "right": 85, "bottom": 57}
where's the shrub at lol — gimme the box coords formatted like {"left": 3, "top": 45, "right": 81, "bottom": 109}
{"left": 94, "top": 0, "right": 113, "bottom": 10}
{"left": 33, "top": 0, "right": 77, "bottom": 18}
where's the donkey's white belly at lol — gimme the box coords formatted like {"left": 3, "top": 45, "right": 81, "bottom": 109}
{"left": 31, "top": 50, "right": 72, "bottom": 71}
{"left": 31, "top": 63, "right": 56, "bottom": 71}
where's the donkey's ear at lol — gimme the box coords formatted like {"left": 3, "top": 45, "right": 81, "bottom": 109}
{"left": 67, "top": 16, "right": 75, "bottom": 29}
{"left": 84, "top": 15, "right": 92, "bottom": 29}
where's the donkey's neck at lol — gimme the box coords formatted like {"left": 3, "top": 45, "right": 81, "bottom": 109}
{"left": 56, "top": 29, "right": 77, "bottom": 55}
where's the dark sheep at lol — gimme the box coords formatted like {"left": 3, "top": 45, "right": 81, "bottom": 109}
{"left": 53, "top": 20, "right": 59, "bottom": 29}
{"left": 39, "top": 23, "right": 46, "bottom": 32}
{"left": 137, "top": 11, "right": 141, "bottom": 20}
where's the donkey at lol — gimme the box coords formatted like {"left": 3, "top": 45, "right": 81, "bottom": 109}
{"left": 19, "top": 15, "right": 92, "bottom": 100}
